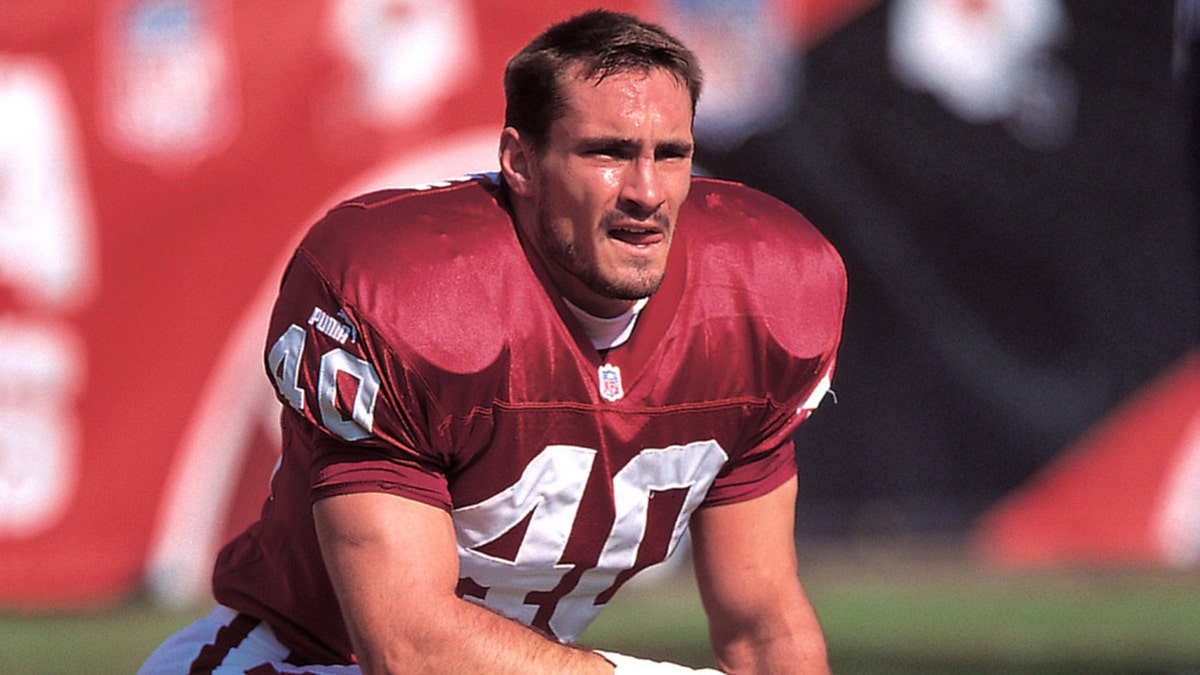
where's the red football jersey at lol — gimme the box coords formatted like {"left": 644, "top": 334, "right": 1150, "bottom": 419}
{"left": 212, "top": 174, "right": 846, "bottom": 664}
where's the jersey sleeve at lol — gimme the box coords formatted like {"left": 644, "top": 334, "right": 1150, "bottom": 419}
{"left": 264, "top": 245, "right": 454, "bottom": 511}
{"left": 702, "top": 358, "right": 836, "bottom": 508}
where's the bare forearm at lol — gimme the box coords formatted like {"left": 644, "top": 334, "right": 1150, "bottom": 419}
{"left": 314, "top": 494, "right": 611, "bottom": 674}
{"left": 352, "top": 597, "right": 613, "bottom": 675}
{"left": 690, "top": 479, "right": 830, "bottom": 675}
{"left": 355, "top": 596, "right": 726, "bottom": 674}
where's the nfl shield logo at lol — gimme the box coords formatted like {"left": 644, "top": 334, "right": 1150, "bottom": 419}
{"left": 598, "top": 363, "right": 624, "bottom": 402}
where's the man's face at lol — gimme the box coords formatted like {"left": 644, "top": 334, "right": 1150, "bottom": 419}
{"left": 526, "top": 66, "right": 694, "bottom": 318}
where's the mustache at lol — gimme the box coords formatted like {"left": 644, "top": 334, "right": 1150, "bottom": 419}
{"left": 601, "top": 207, "right": 670, "bottom": 230}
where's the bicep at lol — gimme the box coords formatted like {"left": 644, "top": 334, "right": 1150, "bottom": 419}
{"left": 690, "top": 476, "right": 803, "bottom": 618}
{"left": 313, "top": 492, "right": 460, "bottom": 661}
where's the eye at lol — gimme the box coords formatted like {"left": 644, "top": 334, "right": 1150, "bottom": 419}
{"left": 580, "top": 140, "right": 638, "bottom": 161}
{"left": 656, "top": 143, "right": 693, "bottom": 161}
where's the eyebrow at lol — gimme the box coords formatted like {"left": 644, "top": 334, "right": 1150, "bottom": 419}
{"left": 577, "top": 136, "right": 694, "bottom": 157}
{"left": 656, "top": 140, "right": 694, "bottom": 157}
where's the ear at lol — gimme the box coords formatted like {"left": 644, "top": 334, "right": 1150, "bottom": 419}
{"left": 499, "top": 127, "right": 537, "bottom": 198}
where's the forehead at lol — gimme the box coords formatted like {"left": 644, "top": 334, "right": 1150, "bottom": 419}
{"left": 554, "top": 66, "right": 693, "bottom": 136}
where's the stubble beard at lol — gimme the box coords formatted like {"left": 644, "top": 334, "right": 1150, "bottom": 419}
{"left": 537, "top": 205, "right": 669, "bottom": 304}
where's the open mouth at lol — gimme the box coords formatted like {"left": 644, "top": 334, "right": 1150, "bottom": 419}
{"left": 608, "top": 226, "right": 665, "bottom": 247}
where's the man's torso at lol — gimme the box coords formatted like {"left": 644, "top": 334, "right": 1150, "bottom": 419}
{"left": 212, "top": 174, "right": 845, "bottom": 663}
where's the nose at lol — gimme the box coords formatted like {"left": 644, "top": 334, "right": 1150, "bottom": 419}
{"left": 619, "top": 156, "right": 665, "bottom": 220}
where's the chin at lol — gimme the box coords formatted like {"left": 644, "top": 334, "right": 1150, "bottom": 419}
{"left": 602, "top": 274, "right": 664, "bottom": 301}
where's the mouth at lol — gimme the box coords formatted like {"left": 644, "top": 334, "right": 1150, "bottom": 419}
{"left": 608, "top": 225, "right": 665, "bottom": 248}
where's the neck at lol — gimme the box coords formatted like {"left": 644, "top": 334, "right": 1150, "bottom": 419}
{"left": 563, "top": 296, "right": 648, "bottom": 350}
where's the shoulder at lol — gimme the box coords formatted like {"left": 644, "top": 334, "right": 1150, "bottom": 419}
{"left": 301, "top": 174, "right": 512, "bottom": 273}
{"left": 280, "top": 174, "right": 534, "bottom": 372}
{"left": 680, "top": 177, "right": 846, "bottom": 358}
{"left": 682, "top": 176, "right": 846, "bottom": 299}
{"left": 294, "top": 174, "right": 523, "bottom": 306}
{"left": 683, "top": 177, "right": 838, "bottom": 260}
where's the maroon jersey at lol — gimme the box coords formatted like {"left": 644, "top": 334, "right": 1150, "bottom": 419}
{"left": 212, "top": 174, "right": 845, "bottom": 664}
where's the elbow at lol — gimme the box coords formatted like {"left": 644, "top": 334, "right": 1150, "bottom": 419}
{"left": 708, "top": 612, "right": 830, "bottom": 675}
{"left": 348, "top": 618, "right": 461, "bottom": 675}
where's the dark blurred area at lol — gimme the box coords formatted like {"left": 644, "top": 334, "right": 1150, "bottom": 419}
{"left": 695, "top": 0, "right": 1200, "bottom": 537}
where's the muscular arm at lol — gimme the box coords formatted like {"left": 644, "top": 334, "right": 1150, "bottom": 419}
{"left": 689, "top": 476, "right": 830, "bottom": 675}
{"left": 313, "top": 491, "right": 614, "bottom": 675}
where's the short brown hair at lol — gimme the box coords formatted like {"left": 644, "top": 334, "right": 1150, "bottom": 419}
{"left": 503, "top": 9, "right": 703, "bottom": 149}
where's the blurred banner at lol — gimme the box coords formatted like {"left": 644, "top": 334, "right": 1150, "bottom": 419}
{"left": 976, "top": 351, "right": 1200, "bottom": 568}
{"left": 0, "top": 0, "right": 654, "bottom": 608}
{"left": 1, "top": 0, "right": 1197, "bottom": 610}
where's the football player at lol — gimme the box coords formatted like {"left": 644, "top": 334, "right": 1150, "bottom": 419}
{"left": 140, "top": 9, "right": 843, "bottom": 674}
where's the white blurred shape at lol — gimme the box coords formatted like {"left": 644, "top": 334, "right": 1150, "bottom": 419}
{"left": 889, "top": 0, "right": 1076, "bottom": 149}
{"left": 101, "top": 0, "right": 239, "bottom": 165}
{"left": 1156, "top": 410, "right": 1200, "bottom": 567}
{"left": 0, "top": 318, "right": 84, "bottom": 536}
{"left": 0, "top": 56, "right": 96, "bottom": 308}
{"left": 329, "top": 0, "right": 476, "bottom": 125}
